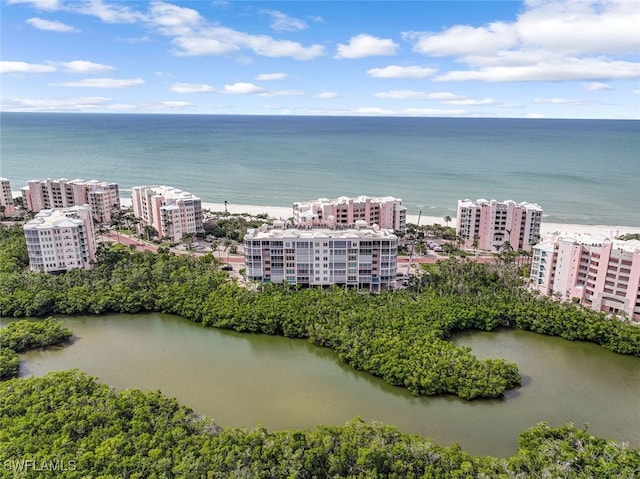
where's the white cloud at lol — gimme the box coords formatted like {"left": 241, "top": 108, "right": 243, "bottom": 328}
{"left": 400, "top": 108, "right": 469, "bottom": 117}
{"left": 0, "top": 61, "right": 56, "bottom": 73}
{"left": 261, "top": 9, "right": 307, "bottom": 32}
{"left": 147, "top": 1, "right": 203, "bottom": 36}
{"left": 75, "top": 0, "right": 144, "bottom": 24}
{"left": 117, "top": 36, "right": 152, "bottom": 43}
{"left": 7, "top": 0, "right": 61, "bottom": 10}
{"left": 54, "top": 77, "right": 145, "bottom": 88}
{"left": 26, "top": 17, "right": 78, "bottom": 32}
{"left": 170, "top": 26, "right": 325, "bottom": 60}
{"left": 309, "top": 107, "right": 469, "bottom": 117}
{"left": 259, "top": 90, "right": 304, "bottom": 97}
{"left": 517, "top": 0, "right": 639, "bottom": 55}
{"left": 584, "top": 82, "right": 611, "bottom": 91}
{"left": 533, "top": 98, "right": 584, "bottom": 105}
{"left": 441, "top": 98, "right": 496, "bottom": 106}
{"left": 335, "top": 34, "right": 398, "bottom": 59}
{"left": 405, "top": 0, "right": 640, "bottom": 83}
{"left": 404, "top": 22, "right": 517, "bottom": 57}
{"left": 0, "top": 95, "right": 110, "bottom": 112}
{"left": 171, "top": 83, "right": 214, "bottom": 93}
{"left": 367, "top": 65, "right": 436, "bottom": 78}
{"left": 436, "top": 57, "right": 640, "bottom": 82}
{"left": 255, "top": 73, "right": 287, "bottom": 81}
{"left": 374, "top": 90, "right": 462, "bottom": 101}
{"left": 314, "top": 92, "right": 338, "bottom": 99}
{"left": 143, "top": 101, "right": 194, "bottom": 111}
{"left": 50, "top": 60, "right": 116, "bottom": 73}
{"left": 223, "top": 82, "right": 264, "bottom": 94}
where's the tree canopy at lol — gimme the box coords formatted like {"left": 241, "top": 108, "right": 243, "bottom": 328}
{"left": 1, "top": 225, "right": 639, "bottom": 400}
{"left": 0, "top": 370, "right": 638, "bottom": 478}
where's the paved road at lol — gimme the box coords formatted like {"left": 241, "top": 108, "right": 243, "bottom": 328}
{"left": 101, "top": 233, "right": 496, "bottom": 267}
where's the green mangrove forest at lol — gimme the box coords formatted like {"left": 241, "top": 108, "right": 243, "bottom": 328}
{"left": 1, "top": 224, "right": 640, "bottom": 477}
{"left": 1, "top": 370, "right": 639, "bottom": 478}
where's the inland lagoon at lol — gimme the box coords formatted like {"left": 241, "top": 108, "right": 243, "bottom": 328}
{"left": 16, "top": 313, "right": 640, "bottom": 457}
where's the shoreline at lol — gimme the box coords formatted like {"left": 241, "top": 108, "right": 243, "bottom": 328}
{"left": 124, "top": 199, "right": 639, "bottom": 242}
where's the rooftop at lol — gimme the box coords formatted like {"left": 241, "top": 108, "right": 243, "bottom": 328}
{"left": 245, "top": 224, "right": 397, "bottom": 240}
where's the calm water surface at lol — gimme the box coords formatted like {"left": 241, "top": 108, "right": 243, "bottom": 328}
{"left": 16, "top": 314, "right": 640, "bottom": 457}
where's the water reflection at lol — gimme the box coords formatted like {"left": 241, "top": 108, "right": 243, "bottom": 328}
{"left": 14, "top": 314, "right": 640, "bottom": 457}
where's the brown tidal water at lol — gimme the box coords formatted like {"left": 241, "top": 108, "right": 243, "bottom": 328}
{"left": 14, "top": 314, "right": 640, "bottom": 457}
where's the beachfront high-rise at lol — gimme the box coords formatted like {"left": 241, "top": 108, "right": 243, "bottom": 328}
{"left": 457, "top": 199, "right": 543, "bottom": 252}
{"left": 131, "top": 185, "right": 203, "bottom": 244}
{"left": 244, "top": 222, "right": 398, "bottom": 292}
{"left": 293, "top": 196, "right": 407, "bottom": 233}
{"left": 23, "top": 205, "right": 96, "bottom": 273}
{"left": 530, "top": 235, "right": 640, "bottom": 322}
{"left": 21, "top": 178, "right": 120, "bottom": 223}
{"left": 0, "top": 178, "right": 15, "bottom": 216}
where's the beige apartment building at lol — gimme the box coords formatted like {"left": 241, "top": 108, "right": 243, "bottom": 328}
{"left": 531, "top": 235, "right": 640, "bottom": 322}
{"left": 0, "top": 177, "right": 16, "bottom": 216}
{"left": 293, "top": 196, "right": 407, "bottom": 233}
{"left": 131, "top": 185, "right": 203, "bottom": 244}
{"left": 244, "top": 221, "right": 398, "bottom": 292}
{"left": 23, "top": 205, "right": 96, "bottom": 273}
{"left": 21, "top": 178, "right": 120, "bottom": 223}
{"left": 457, "top": 198, "right": 543, "bottom": 252}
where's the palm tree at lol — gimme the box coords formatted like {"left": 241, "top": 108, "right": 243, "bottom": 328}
{"left": 143, "top": 225, "right": 157, "bottom": 241}
{"left": 443, "top": 216, "right": 453, "bottom": 244}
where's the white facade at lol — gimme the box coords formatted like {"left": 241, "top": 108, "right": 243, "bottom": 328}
{"left": 131, "top": 185, "right": 203, "bottom": 244}
{"left": 244, "top": 222, "right": 398, "bottom": 292}
{"left": 23, "top": 205, "right": 96, "bottom": 273}
{"left": 457, "top": 199, "right": 543, "bottom": 252}
{"left": 293, "top": 196, "right": 407, "bottom": 233}
{"left": 21, "top": 178, "right": 120, "bottom": 223}
{"left": 0, "top": 178, "right": 15, "bottom": 216}
{"left": 531, "top": 235, "right": 640, "bottom": 322}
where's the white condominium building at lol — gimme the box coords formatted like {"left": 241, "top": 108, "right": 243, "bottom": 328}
{"left": 23, "top": 205, "right": 96, "bottom": 273}
{"left": 21, "top": 178, "right": 120, "bottom": 223}
{"left": 457, "top": 199, "right": 543, "bottom": 252}
{"left": 131, "top": 185, "right": 203, "bottom": 244}
{"left": 531, "top": 235, "right": 640, "bottom": 322}
{"left": 244, "top": 221, "right": 398, "bottom": 292}
{"left": 0, "top": 178, "right": 15, "bottom": 215}
{"left": 293, "top": 196, "right": 407, "bottom": 233}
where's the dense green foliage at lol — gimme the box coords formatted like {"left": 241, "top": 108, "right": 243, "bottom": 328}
{"left": 0, "top": 348, "right": 19, "bottom": 380}
{"left": 1, "top": 225, "right": 639, "bottom": 400}
{"left": 616, "top": 233, "right": 640, "bottom": 241}
{"left": 0, "top": 318, "right": 72, "bottom": 353}
{"left": 0, "top": 317, "right": 72, "bottom": 379}
{"left": 1, "top": 371, "right": 638, "bottom": 478}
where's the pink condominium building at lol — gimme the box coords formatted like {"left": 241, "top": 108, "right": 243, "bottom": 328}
{"left": 21, "top": 178, "right": 120, "bottom": 223}
{"left": 531, "top": 236, "right": 640, "bottom": 322}
{"left": 23, "top": 205, "right": 96, "bottom": 273}
{"left": 293, "top": 196, "right": 407, "bottom": 233}
{"left": 457, "top": 199, "right": 543, "bottom": 252}
{"left": 131, "top": 185, "right": 203, "bottom": 244}
{"left": 244, "top": 221, "right": 398, "bottom": 292}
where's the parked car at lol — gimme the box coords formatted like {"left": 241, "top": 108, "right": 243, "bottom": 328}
{"left": 221, "top": 264, "right": 233, "bottom": 271}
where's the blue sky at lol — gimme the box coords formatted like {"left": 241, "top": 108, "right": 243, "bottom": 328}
{"left": 2, "top": 0, "right": 639, "bottom": 118}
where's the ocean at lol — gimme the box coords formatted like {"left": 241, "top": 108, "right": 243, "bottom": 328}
{"left": 1, "top": 113, "right": 638, "bottom": 227}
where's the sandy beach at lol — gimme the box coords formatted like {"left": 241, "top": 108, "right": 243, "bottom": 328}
{"left": 118, "top": 198, "right": 640, "bottom": 240}
{"left": 188, "top": 201, "right": 639, "bottom": 242}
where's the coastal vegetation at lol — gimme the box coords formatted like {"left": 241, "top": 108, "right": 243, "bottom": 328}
{"left": 0, "top": 318, "right": 72, "bottom": 379}
{"left": 1, "top": 370, "right": 638, "bottom": 478}
{"left": 2, "top": 225, "right": 639, "bottom": 399}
